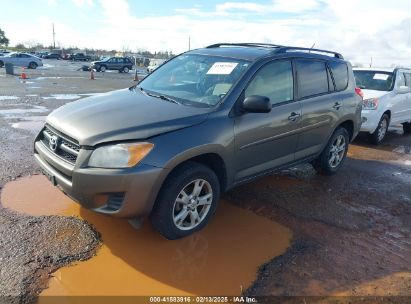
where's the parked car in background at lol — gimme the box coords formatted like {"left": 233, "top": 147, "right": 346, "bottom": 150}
{"left": 0, "top": 52, "right": 43, "bottom": 69}
{"left": 71, "top": 53, "right": 91, "bottom": 61}
{"left": 34, "top": 43, "right": 362, "bottom": 239}
{"left": 147, "top": 59, "right": 166, "bottom": 73}
{"left": 43, "top": 53, "right": 61, "bottom": 60}
{"left": 91, "top": 57, "right": 134, "bottom": 73}
{"left": 0, "top": 50, "right": 11, "bottom": 56}
{"left": 354, "top": 67, "right": 411, "bottom": 144}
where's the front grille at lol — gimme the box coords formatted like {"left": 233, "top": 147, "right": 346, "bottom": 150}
{"left": 40, "top": 126, "right": 80, "bottom": 164}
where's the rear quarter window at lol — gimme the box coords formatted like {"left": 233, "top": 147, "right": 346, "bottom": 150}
{"left": 329, "top": 61, "right": 349, "bottom": 91}
{"left": 296, "top": 60, "right": 328, "bottom": 99}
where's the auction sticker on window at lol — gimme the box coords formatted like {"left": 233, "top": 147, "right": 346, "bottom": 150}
{"left": 373, "top": 73, "right": 389, "bottom": 80}
{"left": 207, "top": 62, "right": 238, "bottom": 75}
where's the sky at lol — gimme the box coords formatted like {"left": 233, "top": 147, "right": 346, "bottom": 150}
{"left": 1, "top": 0, "right": 411, "bottom": 67}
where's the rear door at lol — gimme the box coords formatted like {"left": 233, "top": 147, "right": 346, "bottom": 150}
{"left": 234, "top": 59, "right": 302, "bottom": 181}
{"left": 403, "top": 72, "right": 411, "bottom": 122}
{"left": 294, "top": 59, "right": 343, "bottom": 159}
{"left": 391, "top": 72, "right": 408, "bottom": 124}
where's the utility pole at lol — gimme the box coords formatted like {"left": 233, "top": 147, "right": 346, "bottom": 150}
{"left": 52, "top": 23, "right": 56, "bottom": 49}
{"left": 188, "top": 36, "right": 191, "bottom": 51}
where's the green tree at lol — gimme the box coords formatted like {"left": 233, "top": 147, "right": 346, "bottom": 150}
{"left": 0, "top": 28, "right": 9, "bottom": 46}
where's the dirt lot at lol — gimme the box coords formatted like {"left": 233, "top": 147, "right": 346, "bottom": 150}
{"left": 0, "top": 60, "right": 410, "bottom": 303}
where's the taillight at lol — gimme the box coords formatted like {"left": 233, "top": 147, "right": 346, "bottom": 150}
{"left": 355, "top": 87, "right": 364, "bottom": 100}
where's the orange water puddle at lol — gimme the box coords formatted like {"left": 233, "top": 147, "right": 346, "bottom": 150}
{"left": 1, "top": 175, "right": 292, "bottom": 298}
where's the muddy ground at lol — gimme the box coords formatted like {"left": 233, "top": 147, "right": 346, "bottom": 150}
{"left": 0, "top": 61, "right": 410, "bottom": 303}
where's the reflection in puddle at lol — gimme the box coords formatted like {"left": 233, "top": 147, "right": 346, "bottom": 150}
{"left": 1, "top": 175, "right": 292, "bottom": 297}
{"left": 11, "top": 116, "right": 46, "bottom": 132}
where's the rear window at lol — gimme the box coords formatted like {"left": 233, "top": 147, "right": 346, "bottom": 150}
{"left": 296, "top": 60, "right": 328, "bottom": 98}
{"left": 354, "top": 71, "right": 394, "bottom": 91}
{"left": 329, "top": 61, "right": 348, "bottom": 91}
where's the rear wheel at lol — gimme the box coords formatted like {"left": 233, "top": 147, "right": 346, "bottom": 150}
{"left": 150, "top": 162, "right": 220, "bottom": 240}
{"left": 368, "top": 114, "right": 389, "bottom": 145}
{"left": 403, "top": 122, "right": 411, "bottom": 134}
{"left": 28, "top": 62, "right": 37, "bottom": 69}
{"left": 0, "top": 61, "right": 4, "bottom": 68}
{"left": 312, "top": 127, "right": 349, "bottom": 175}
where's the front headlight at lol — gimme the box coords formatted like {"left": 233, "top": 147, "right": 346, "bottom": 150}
{"left": 363, "top": 98, "right": 378, "bottom": 110}
{"left": 88, "top": 142, "right": 154, "bottom": 168}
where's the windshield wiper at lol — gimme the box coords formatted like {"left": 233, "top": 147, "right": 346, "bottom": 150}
{"left": 139, "top": 87, "right": 180, "bottom": 105}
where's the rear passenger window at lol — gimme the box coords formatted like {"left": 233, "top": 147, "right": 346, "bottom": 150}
{"left": 245, "top": 60, "right": 294, "bottom": 105}
{"left": 329, "top": 61, "right": 349, "bottom": 91}
{"left": 397, "top": 73, "right": 406, "bottom": 87}
{"left": 404, "top": 73, "right": 411, "bottom": 86}
{"left": 296, "top": 60, "right": 328, "bottom": 98}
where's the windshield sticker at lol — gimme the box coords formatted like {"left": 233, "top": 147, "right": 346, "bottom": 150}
{"left": 373, "top": 73, "right": 389, "bottom": 81}
{"left": 207, "top": 62, "right": 238, "bottom": 75}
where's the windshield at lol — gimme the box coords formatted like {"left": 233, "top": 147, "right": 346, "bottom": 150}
{"left": 138, "top": 54, "right": 250, "bottom": 107}
{"left": 354, "top": 70, "right": 394, "bottom": 91}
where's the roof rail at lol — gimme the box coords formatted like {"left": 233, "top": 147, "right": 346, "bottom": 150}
{"left": 205, "top": 43, "right": 344, "bottom": 59}
{"left": 206, "top": 43, "right": 282, "bottom": 49}
{"left": 275, "top": 46, "right": 344, "bottom": 59}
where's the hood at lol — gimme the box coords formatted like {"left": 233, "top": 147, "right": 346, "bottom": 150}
{"left": 362, "top": 89, "right": 389, "bottom": 100}
{"left": 46, "top": 88, "right": 210, "bottom": 146}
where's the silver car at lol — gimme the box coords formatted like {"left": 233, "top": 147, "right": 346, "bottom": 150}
{"left": 0, "top": 52, "right": 43, "bottom": 69}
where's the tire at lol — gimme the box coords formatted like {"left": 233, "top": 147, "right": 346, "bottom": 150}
{"left": 311, "top": 127, "right": 350, "bottom": 175}
{"left": 28, "top": 62, "right": 37, "bottom": 69}
{"left": 368, "top": 114, "right": 389, "bottom": 145}
{"left": 99, "top": 65, "right": 107, "bottom": 72}
{"left": 403, "top": 122, "right": 411, "bottom": 134}
{"left": 0, "top": 61, "right": 4, "bottom": 68}
{"left": 122, "top": 66, "right": 129, "bottom": 73}
{"left": 150, "top": 162, "right": 220, "bottom": 240}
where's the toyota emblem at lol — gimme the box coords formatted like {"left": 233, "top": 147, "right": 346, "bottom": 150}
{"left": 49, "top": 135, "right": 60, "bottom": 151}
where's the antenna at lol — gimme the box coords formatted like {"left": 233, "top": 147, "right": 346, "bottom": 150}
{"left": 188, "top": 36, "right": 191, "bottom": 51}
{"left": 52, "top": 23, "right": 56, "bottom": 49}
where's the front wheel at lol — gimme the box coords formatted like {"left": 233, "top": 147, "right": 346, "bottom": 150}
{"left": 150, "top": 162, "right": 220, "bottom": 240}
{"left": 99, "top": 65, "right": 107, "bottom": 72}
{"left": 0, "top": 61, "right": 4, "bottom": 68}
{"left": 122, "top": 66, "right": 129, "bottom": 73}
{"left": 368, "top": 114, "right": 389, "bottom": 145}
{"left": 403, "top": 122, "right": 411, "bottom": 134}
{"left": 312, "top": 127, "right": 350, "bottom": 175}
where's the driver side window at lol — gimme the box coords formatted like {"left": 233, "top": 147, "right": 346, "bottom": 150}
{"left": 245, "top": 60, "right": 294, "bottom": 105}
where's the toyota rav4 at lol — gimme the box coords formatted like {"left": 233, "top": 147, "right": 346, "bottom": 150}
{"left": 34, "top": 43, "right": 362, "bottom": 239}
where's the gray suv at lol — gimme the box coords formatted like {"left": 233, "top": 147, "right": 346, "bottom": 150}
{"left": 34, "top": 43, "right": 362, "bottom": 239}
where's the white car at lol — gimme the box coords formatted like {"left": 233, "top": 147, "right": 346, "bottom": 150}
{"left": 147, "top": 59, "right": 166, "bottom": 73}
{"left": 354, "top": 67, "right": 411, "bottom": 144}
{"left": 0, "top": 52, "right": 43, "bottom": 69}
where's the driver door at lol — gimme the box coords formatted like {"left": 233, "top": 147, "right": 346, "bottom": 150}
{"left": 234, "top": 60, "right": 302, "bottom": 181}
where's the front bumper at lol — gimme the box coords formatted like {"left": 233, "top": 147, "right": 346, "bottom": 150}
{"left": 360, "top": 109, "right": 380, "bottom": 133}
{"left": 34, "top": 139, "right": 168, "bottom": 219}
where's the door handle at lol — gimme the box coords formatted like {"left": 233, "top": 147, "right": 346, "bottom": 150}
{"left": 288, "top": 112, "right": 301, "bottom": 121}
{"left": 333, "top": 102, "right": 342, "bottom": 110}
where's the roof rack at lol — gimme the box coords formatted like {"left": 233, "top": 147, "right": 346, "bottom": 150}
{"left": 206, "top": 43, "right": 282, "bottom": 49}
{"left": 206, "top": 43, "right": 344, "bottom": 59}
{"left": 275, "top": 46, "right": 344, "bottom": 59}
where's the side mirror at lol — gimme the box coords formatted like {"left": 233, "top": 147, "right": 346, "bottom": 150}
{"left": 397, "top": 86, "right": 411, "bottom": 94}
{"left": 242, "top": 95, "right": 271, "bottom": 113}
